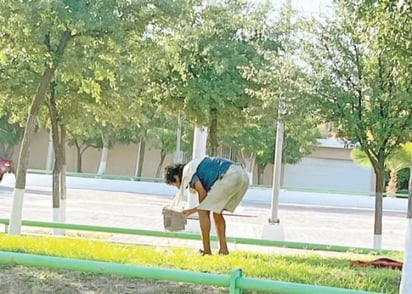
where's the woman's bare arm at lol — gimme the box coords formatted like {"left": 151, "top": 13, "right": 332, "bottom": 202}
{"left": 182, "top": 180, "right": 207, "bottom": 217}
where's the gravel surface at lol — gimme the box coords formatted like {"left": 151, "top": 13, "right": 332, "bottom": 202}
{"left": 0, "top": 265, "right": 230, "bottom": 294}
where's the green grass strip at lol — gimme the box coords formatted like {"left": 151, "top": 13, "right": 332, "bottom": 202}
{"left": 0, "top": 218, "right": 399, "bottom": 255}
{"left": 0, "top": 234, "right": 402, "bottom": 293}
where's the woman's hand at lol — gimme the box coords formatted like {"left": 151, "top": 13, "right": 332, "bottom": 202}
{"left": 183, "top": 207, "right": 197, "bottom": 217}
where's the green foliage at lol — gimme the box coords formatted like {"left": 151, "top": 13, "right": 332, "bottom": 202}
{"left": 0, "top": 0, "right": 320, "bottom": 174}
{"left": 221, "top": 118, "right": 319, "bottom": 168}
{"left": 352, "top": 145, "right": 411, "bottom": 174}
{"left": 154, "top": 1, "right": 279, "bottom": 147}
{"left": 300, "top": 1, "right": 412, "bottom": 171}
{"left": 0, "top": 111, "right": 24, "bottom": 158}
{"left": 296, "top": 1, "right": 411, "bottom": 231}
{"left": 0, "top": 234, "right": 402, "bottom": 293}
{"left": 353, "top": 0, "right": 412, "bottom": 73}
{"left": 147, "top": 111, "right": 192, "bottom": 158}
{"left": 352, "top": 145, "right": 411, "bottom": 194}
{"left": 0, "top": 0, "right": 190, "bottom": 157}
{"left": 232, "top": 4, "right": 320, "bottom": 168}
{"left": 398, "top": 168, "right": 410, "bottom": 191}
{"left": 351, "top": 148, "right": 372, "bottom": 168}
{"left": 385, "top": 148, "right": 410, "bottom": 173}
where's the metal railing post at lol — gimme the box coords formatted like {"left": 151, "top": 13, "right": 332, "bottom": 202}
{"left": 229, "top": 268, "right": 243, "bottom": 294}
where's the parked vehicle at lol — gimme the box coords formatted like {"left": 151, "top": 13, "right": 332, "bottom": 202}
{"left": 0, "top": 157, "right": 12, "bottom": 182}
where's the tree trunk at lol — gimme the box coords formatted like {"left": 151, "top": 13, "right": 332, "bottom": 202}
{"left": 49, "top": 80, "right": 65, "bottom": 235}
{"left": 45, "top": 130, "right": 53, "bottom": 171}
{"left": 372, "top": 152, "right": 385, "bottom": 249}
{"left": 97, "top": 133, "right": 110, "bottom": 175}
{"left": 155, "top": 153, "right": 166, "bottom": 179}
{"left": 240, "top": 150, "right": 255, "bottom": 185}
{"left": 75, "top": 141, "right": 91, "bottom": 173}
{"left": 74, "top": 141, "right": 82, "bottom": 173}
{"left": 135, "top": 137, "right": 145, "bottom": 179}
{"left": 257, "top": 164, "right": 266, "bottom": 185}
{"left": 209, "top": 108, "right": 218, "bottom": 156}
{"left": 8, "top": 30, "right": 71, "bottom": 235}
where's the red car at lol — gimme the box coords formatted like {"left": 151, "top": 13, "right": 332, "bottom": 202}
{"left": 0, "top": 157, "right": 12, "bottom": 182}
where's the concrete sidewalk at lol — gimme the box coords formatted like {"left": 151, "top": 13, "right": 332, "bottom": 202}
{"left": 0, "top": 173, "right": 408, "bottom": 252}
{"left": 21, "top": 173, "right": 409, "bottom": 211}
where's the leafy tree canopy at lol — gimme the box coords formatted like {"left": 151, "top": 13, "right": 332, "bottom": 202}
{"left": 301, "top": 1, "right": 412, "bottom": 170}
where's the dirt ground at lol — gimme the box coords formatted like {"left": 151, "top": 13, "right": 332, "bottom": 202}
{"left": 0, "top": 265, "right": 230, "bottom": 294}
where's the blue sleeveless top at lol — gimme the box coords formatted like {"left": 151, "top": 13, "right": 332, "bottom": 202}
{"left": 190, "top": 157, "right": 234, "bottom": 191}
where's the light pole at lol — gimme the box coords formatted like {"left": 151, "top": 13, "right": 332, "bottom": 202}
{"left": 400, "top": 151, "right": 412, "bottom": 293}
{"left": 269, "top": 102, "right": 284, "bottom": 224}
{"left": 173, "top": 112, "right": 183, "bottom": 164}
{"left": 262, "top": 0, "right": 292, "bottom": 240}
{"left": 262, "top": 97, "right": 285, "bottom": 240}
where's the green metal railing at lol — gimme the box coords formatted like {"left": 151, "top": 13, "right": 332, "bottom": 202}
{"left": 0, "top": 218, "right": 396, "bottom": 255}
{"left": 0, "top": 251, "right": 378, "bottom": 294}
{"left": 0, "top": 217, "right": 394, "bottom": 293}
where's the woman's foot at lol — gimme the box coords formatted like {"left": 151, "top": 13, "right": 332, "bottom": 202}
{"left": 198, "top": 249, "right": 212, "bottom": 256}
{"left": 218, "top": 249, "right": 229, "bottom": 255}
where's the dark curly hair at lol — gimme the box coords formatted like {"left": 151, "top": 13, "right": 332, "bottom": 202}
{"left": 163, "top": 163, "right": 185, "bottom": 185}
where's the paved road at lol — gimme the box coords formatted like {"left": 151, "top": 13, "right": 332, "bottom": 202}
{"left": 0, "top": 176, "right": 408, "bottom": 253}
{"left": 20, "top": 173, "right": 410, "bottom": 211}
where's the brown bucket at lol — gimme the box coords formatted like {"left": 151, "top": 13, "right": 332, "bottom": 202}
{"left": 162, "top": 206, "right": 187, "bottom": 231}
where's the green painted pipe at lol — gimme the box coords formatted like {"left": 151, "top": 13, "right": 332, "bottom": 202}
{"left": 0, "top": 218, "right": 397, "bottom": 255}
{"left": 0, "top": 251, "right": 229, "bottom": 287}
{"left": 237, "top": 277, "right": 376, "bottom": 294}
{"left": 0, "top": 251, "right": 378, "bottom": 293}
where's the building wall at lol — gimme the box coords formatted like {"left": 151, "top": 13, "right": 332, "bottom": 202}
{"left": 252, "top": 146, "right": 374, "bottom": 193}
{"left": 13, "top": 129, "right": 174, "bottom": 178}
{"left": 12, "top": 129, "right": 374, "bottom": 192}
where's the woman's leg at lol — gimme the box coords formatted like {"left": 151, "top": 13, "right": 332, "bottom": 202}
{"left": 198, "top": 209, "right": 212, "bottom": 255}
{"left": 213, "top": 212, "right": 229, "bottom": 255}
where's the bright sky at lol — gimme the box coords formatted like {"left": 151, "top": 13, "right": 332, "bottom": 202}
{"left": 290, "top": 0, "right": 333, "bottom": 13}
{"left": 268, "top": 0, "right": 334, "bottom": 16}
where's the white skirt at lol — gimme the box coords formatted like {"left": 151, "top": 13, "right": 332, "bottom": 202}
{"left": 196, "top": 164, "right": 249, "bottom": 214}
